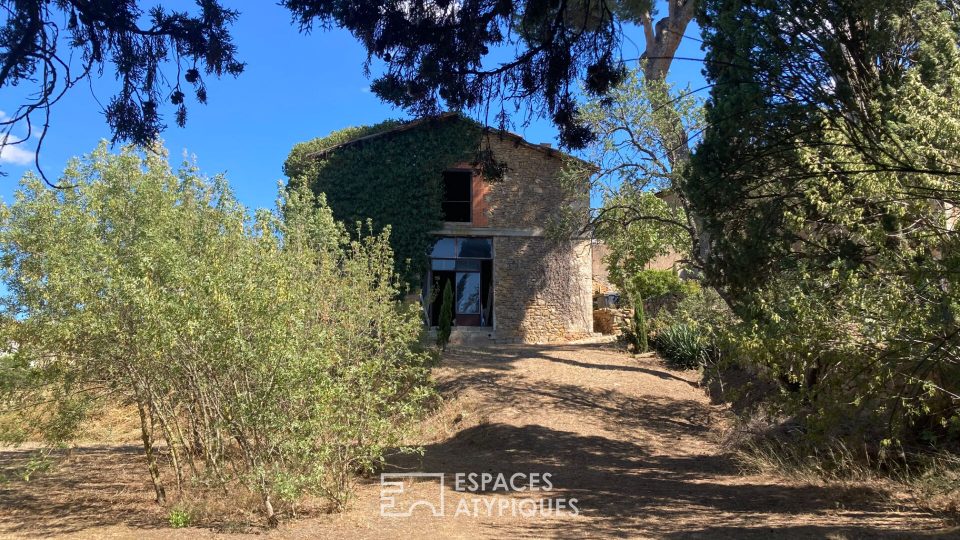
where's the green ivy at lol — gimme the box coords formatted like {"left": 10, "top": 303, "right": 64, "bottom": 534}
{"left": 285, "top": 116, "right": 483, "bottom": 288}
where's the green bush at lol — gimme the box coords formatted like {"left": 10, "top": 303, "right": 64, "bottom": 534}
{"left": 649, "top": 288, "right": 731, "bottom": 370}
{"left": 649, "top": 287, "right": 730, "bottom": 331}
{"left": 652, "top": 323, "right": 711, "bottom": 370}
{"left": 629, "top": 269, "right": 699, "bottom": 300}
{"left": 0, "top": 144, "right": 434, "bottom": 525}
{"left": 168, "top": 507, "right": 192, "bottom": 528}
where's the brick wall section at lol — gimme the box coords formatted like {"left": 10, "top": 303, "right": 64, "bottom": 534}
{"left": 470, "top": 170, "right": 489, "bottom": 227}
{"left": 479, "top": 136, "right": 593, "bottom": 343}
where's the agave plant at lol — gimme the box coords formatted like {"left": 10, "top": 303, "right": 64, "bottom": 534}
{"left": 653, "top": 323, "right": 709, "bottom": 370}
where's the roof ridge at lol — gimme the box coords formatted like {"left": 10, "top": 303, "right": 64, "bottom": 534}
{"left": 306, "top": 113, "right": 591, "bottom": 167}
{"left": 306, "top": 112, "right": 463, "bottom": 159}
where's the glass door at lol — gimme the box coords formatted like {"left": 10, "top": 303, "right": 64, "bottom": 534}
{"left": 455, "top": 271, "right": 481, "bottom": 326}
{"left": 428, "top": 237, "right": 493, "bottom": 327}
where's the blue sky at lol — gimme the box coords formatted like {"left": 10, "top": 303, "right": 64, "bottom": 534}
{"left": 0, "top": 2, "right": 706, "bottom": 213}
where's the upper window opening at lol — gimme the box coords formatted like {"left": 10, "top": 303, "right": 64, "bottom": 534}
{"left": 442, "top": 170, "right": 472, "bottom": 223}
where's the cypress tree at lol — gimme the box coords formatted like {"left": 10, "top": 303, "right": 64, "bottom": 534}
{"left": 437, "top": 281, "right": 454, "bottom": 349}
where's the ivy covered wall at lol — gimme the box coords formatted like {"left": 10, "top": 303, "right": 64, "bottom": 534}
{"left": 284, "top": 116, "right": 483, "bottom": 288}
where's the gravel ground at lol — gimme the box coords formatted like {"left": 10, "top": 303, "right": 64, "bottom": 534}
{"left": 1, "top": 340, "right": 955, "bottom": 539}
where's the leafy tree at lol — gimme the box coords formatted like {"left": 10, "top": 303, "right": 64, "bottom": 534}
{"left": 575, "top": 66, "right": 701, "bottom": 263}
{"left": 568, "top": 66, "right": 699, "bottom": 349}
{"left": 0, "top": 144, "right": 432, "bottom": 523}
{"left": 594, "top": 187, "right": 685, "bottom": 349}
{"left": 0, "top": 1, "right": 244, "bottom": 180}
{"left": 689, "top": 0, "right": 960, "bottom": 444}
{"left": 281, "top": 0, "right": 696, "bottom": 147}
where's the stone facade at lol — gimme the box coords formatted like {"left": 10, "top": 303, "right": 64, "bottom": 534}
{"left": 492, "top": 235, "right": 593, "bottom": 342}
{"left": 316, "top": 114, "right": 594, "bottom": 344}
{"left": 437, "top": 134, "right": 594, "bottom": 343}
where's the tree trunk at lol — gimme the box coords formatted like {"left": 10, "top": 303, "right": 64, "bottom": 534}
{"left": 264, "top": 494, "right": 278, "bottom": 527}
{"left": 640, "top": 1, "right": 711, "bottom": 269}
{"left": 641, "top": 1, "right": 698, "bottom": 83}
{"left": 136, "top": 398, "right": 166, "bottom": 505}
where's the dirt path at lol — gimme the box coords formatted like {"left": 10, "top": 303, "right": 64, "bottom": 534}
{"left": 1, "top": 341, "right": 956, "bottom": 538}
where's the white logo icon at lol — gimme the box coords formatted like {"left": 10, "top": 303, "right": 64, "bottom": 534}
{"left": 380, "top": 473, "right": 445, "bottom": 517}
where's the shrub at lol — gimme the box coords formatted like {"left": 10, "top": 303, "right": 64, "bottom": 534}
{"left": 619, "top": 271, "right": 697, "bottom": 355}
{"left": 629, "top": 269, "right": 699, "bottom": 300}
{"left": 0, "top": 144, "right": 433, "bottom": 525}
{"left": 652, "top": 323, "right": 710, "bottom": 370}
{"left": 649, "top": 288, "right": 731, "bottom": 370}
{"left": 168, "top": 507, "right": 192, "bottom": 528}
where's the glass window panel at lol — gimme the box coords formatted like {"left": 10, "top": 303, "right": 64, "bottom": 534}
{"left": 431, "top": 259, "right": 455, "bottom": 271}
{"left": 455, "top": 272, "right": 481, "bottom": 314}
{"left": 457, "top": 237, "right": 492, "bottom": 258}
{"left": 430, "top": 238, "right": 456, "bottom": 258}
{"left": 454, "top": 259, "right": 481, "bottom": 272}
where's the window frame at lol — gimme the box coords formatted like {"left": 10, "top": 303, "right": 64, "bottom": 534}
{"left": 441, "top": 169, "right": 473, "bottom": 223}
{"left": 427, "top": 236, "right": 494, "bottom": 326}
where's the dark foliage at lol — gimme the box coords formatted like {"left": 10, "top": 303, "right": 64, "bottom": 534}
{"left": 689, "top": 0, "right": 960, "bottom": 296}
{"left": 688, "top": 0, "right": 960, "bottom": 446}
{"left": 285, "top": 115, "right": 483, "bottom": 288}
{"left": 1, "top": 0, "right": 244, "bottom": 181}
{"left": 280, "top": 0, "right": 658, "bottom": 148}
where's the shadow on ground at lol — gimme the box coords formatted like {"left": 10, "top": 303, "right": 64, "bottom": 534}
{"left": 382, "top": 343, "right": 953, "bottom": 538}
{"left": 0, "top": 342, "right": 953, "bottom": 538}
{"left": 0, "top": 445, "right": 164, "bottom": 537}
{"left": 384, "top": 422, "right": 949, "bottom": 538}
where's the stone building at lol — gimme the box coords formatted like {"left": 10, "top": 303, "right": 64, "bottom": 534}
{"left": 310, "top": 113, "right": 594, "bottom": 343}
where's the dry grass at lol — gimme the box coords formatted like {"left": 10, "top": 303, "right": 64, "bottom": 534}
{"left": 168, "top": 485, "right": 274, "bottom": 533}
{"left": 0, "top": 341, "right": 956, "bottom": 538}
{"left": 0, "top": 399, "right": 142, "bottom": 447}
{"left": 910, "top": 453, "right": 960, "bottom": 522}
{"left": 73, "top": 402, "right": 143, "bottom": 444}
{"left": 729, "top": 424, "right": 960, "bottom": 525}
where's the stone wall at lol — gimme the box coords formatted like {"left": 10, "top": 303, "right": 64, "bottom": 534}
{"left": 480, "top": 136, "right": 593, "bottom": 343}
{"left": 431, "top": 133, "right": 593, "bottom": 343}
{"left": 482, "top": 137, "right": 588, "bottom": 230}
{"left": 493, "top": 236, "right": 593, "bottom": 343}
